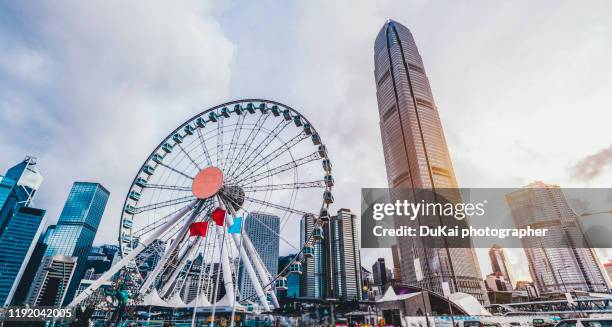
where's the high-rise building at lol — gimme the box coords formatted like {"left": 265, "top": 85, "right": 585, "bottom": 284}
{"left": 12, "top": 225, "right": 55, "bottom": 304}
{"left": 372, "top": 258, "right": 388, "bottom": 289}
{"left": 330, "top": 208, "right": 362, "bottom": 301}
{"left": 489, "top": 245, "right": 514, "bottom": 290}
{"left": 391, "top": 244, "right": 402, "bottom": 283}
{"left": 38, "top": 182, "right": 110, "bottom": 304}
{"left": 0, "top": 207, "right": 46, "bottom": 305}
{"left": 0, "top": 156, "right": 43, "bottom": 229}
{"left": 26, "top": 255, "right": 78, "bottom": 306}
{"left": 300, "top": 214, "right": 327, "bottom": 299}
{"left": 135, "top": 239, "right": 166, "bottom": 279}
{"left": 239, "top": 212, "right": 279, "bottom": 301}
{"left": 506, "top": 181, "right": 609, "bottom": 293}
{"left": 374, "top": 19, "right": 487, "bottom": 303}
{"left": 277, "top": 254, "right": 300, "bottom": 299}
{"left": 0, "top": 156, "right": 45, "bottom": 305}
{"left": 604, "top": 261, "right": 612, "bottom": 286}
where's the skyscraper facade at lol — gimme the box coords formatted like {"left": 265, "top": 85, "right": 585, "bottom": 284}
{"left": 277, "top": 254, "right": 300, "bottom": 299}
{"left": 330, "top": 208, "right": 362, "bottom": 301}
{"left": 239, "top": 212, "right": 279, "bottom": 300}
{"left": 26, "top": 256, "right": 78, "bottom": 306}
{"left": 506, "top": 182, "right": 609, "bottom": 293}
{"left": 0, "top": 156, "right": 46, "bottom": 305}
{"left": 39, "top": 182, "right": 110, "bottom": 303}
{"left": 0, "top": 207, "right": 46, "bottom": 305}
{"left": 489, "top": 245, "right": 514, "bottom": 290}
{"left": 300, "top": 214, "right": 327, "bottom": 299}
{"left": 374, "top": 19, "right": 487, "bottom": 303}
{"left": 372, "top": 258, "right": 388, "bottom": 289}
{"left": 391, "top": 244, "right": 402, "bottom": 283}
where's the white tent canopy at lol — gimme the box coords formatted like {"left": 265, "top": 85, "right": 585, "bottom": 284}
{"left": 142, "top": 289, "right": 169, "bottom": 307}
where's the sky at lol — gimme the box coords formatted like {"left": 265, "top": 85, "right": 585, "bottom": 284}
{"left": 1, "top": 0, "right": 611, "bottom": 283}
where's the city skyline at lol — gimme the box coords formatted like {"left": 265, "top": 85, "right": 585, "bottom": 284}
{"left": 1, "top": 1, "right": 612, "bottom": 285}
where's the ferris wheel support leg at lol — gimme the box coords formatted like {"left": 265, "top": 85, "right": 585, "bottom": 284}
{"left": 218, "top": 226, "right": 236, "bottom": 306}
{"left": 229, "top": 233, "right": 271, "bottom": 311}
{"left": 140, "top": 200, "right": 205, "bottom": 293}
{"left": 160, "top": 237, "right": 201, "bottom": 297}
{"left": 66, "top": 201, "right": 198, "bottom": 308}
{"left": 242, "top": 232, "right": 280, "bottom": 309}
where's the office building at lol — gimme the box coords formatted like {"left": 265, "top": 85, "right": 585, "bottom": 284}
{"left": 278, "top": 254, "right": 300, "bottom": 299}
{"left": 0, "top": 156, "right": 45, "bottom": 305}
{"left": 330, "top": 208, "right": 362, "bottom": 301}
{"left": 300, "top": 213, "right": 327, "bottom": 299}
{"left": 239, "top": 212, "right": 279, "bottom": 300}
{"left": 0, "top": 207, "right": 46, "bottom": 305}
{"left": 0, "top": 156, "right": 43, "bottom": 230}
{"left": 39, "top": 182, "right": 110, "bottom": 303}
{"left": 372, "top": 258, "right": 389, "bottom": 289}
{"left": 26, "top": 255, "right": 78, "bottom": 306}
{"left": 489, "top": 245, "right": 514, "bottom": 290}
{"left": 135, "top": 239, "right": 166, "bottom": 279}
{"left": 374, "top": 19, "right": 487, "bottom": 303}
{"left": 391, "top": 244, "right": 402, "bottom": 283}
{"left": 506, "top": 181, "right": 608, "bottom": 293}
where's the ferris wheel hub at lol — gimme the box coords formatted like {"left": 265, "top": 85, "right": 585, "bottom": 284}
{"left": 192, "top": 166, "right": 224, "bottom": 199}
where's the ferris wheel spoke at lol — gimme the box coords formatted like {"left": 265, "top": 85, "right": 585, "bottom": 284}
{"left": 225, "top": 113, "right": 270, "bottom": 178}
{"left": 177, "top": 143, "right": 201, "bottom": 171}
{"left": 237, "top": 151, "right": 320, "bottom": 186}
{"left": 222, "top": 113, "right": 246, "bottom": 172}
{"left": 196, "top": 128, "right": 213, "bottom": 166}
{"left": 216, "top": 115, "right": 224, "bottom": 167}
{"left": 242, "top": 195, "right": 312, "bottom": 217}
{"left": 229, "top": 119, "right": 291, "bottom": 181}
{"left": 134, "top": 195, "right": 196, "bottom": 214}
{"left": 144, "top": 184, "right": 191, "bottom": 192}
{"left": 231, "top": 132, "right": 309, "bottom": 181}
{"left": 245, "top": 212, "right": 300, "bottom": 252}
{"left": 243, "top": 180, "right": 325, "bottom": 192}
{"left": 131, "top": 204, "right": 194, "bottom": 238}
{"left": 158, "top": 162, "right": 194, "bottom": 180}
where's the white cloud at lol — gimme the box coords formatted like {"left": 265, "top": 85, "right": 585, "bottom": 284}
{"left": 0, "top": 0, "right": 236, "bottom": 244}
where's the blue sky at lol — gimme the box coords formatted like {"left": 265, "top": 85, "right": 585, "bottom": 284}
{"left": 1, "top": 0, "right": 611, "bottom": 281}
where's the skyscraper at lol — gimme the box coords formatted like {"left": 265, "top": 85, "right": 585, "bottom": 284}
{"left": 0, "top": 156, "right": 43, "bottom": 227}
{"left": 374, "top": 19, "right": 487, "bottom": 303}
{"left": 506, "top": 181, "right": 609, "bottom": 293}
{"left": 330, "top": 208, "right": 362, "bottom": 301}
{"left": 300, "top": 213, "right": 327, "bottom": 299}
{"left": 372, "top": 258, "right": 388, "bottom": 289}
{"left": 239, "top": 212, "right": 279, "bottom": 301}
{"left": 277, "top": 254, "right": 300, "bottom": 299}
{"left": 0, "top": 207, "right": 46, "bottom": 305}
{"left": 489, "top": 245, "right": 514, "bottom": 290}
{"left": 0, "top": 156, "right": 46, "bottom": 305}
{"left": 36, "top": 182, "right": 110, "bottom": 304}
{"left": 391, "top": 244, "right": 402, "bottom": 283}
{"left": 26, "top": 256, "right": 78, "bottom": 306}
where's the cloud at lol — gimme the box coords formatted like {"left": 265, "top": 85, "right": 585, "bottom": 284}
{"left": 0, "top": 0, "right": 236, "bottom": 243}
{"left": 570, "top": 144, "right": 612, "bottom": 182}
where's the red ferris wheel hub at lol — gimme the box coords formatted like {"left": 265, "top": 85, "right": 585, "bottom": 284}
{"left": 192, "top": 166, "right": 224, "bottom": 199}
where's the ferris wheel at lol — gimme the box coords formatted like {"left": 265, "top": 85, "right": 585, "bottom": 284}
{"left": 69, "top": 99, "right": 334, "bottom": 313}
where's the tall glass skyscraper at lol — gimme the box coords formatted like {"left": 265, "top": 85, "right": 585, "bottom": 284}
{"left": 0, "top": 156, "right": 45, "bottom": 305}
{"left": 239, "top": 212, "right": 279, "bottom": 300}
{"left": 506, "top": 182, "right": 609, "bottom": 293}
{"left": 330, "top": 208, "right": 362, "bottom": 301}
{"left": 489, "top": 245, "right": 514, "bottom": 290}
{"left": 300, "top": 213, "right": 328, "bottom": 299}
{"left": 39, "top": 182, "right": 110, "bottom": 304}
{"left": 374, "top": 20, "right": 487, "bottom": 303}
